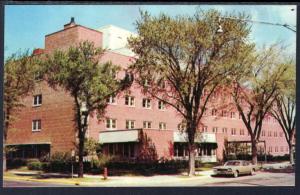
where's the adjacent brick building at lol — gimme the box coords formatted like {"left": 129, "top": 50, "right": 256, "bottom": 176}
{"left": 5, "top": 18, "right": 290, "bottom": 162}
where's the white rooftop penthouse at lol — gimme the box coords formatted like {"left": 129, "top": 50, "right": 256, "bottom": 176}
{"left": 97, "top": 25, "right": 137, "bottom": 57}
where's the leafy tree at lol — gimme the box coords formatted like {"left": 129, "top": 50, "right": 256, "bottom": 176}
{"left": 43, "top": 41, "right": 132, "bottom": 178}
{"left": 270, "top": 60, "right": 295, "bottom": 164}
{"left": 230, "top": 44, "right": 292, "bottom": 164}
{"left": 3, "top": 51, "right": 40, "bottom": 171}
{"left": 128, "top": 10, "right": 254, "bottom": 175}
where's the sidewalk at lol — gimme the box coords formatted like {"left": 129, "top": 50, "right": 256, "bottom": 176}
{"left": 4, "top": 170, "right": 214, "bottom": 187}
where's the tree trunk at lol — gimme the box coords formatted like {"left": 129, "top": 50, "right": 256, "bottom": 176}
{"left": 289, "top": 144, "right": 294, "bottom": 164}
{"left": 188, "top": 143, "right": 196, "bottom": 176}
{"left": 251, "top": 141, "right": 258, "bottom": 165}
{"left": 78, "top": 135, "right": 84, "bottom": 178}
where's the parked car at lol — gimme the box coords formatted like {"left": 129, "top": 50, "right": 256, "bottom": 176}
{"left": 212, "top": 160, "right": 256, "bottom": 178}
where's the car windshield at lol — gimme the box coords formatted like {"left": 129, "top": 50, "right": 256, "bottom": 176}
{"left": 225, "top": 161, "right": 241, "bottom": 166}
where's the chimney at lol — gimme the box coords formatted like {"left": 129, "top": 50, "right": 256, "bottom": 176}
{"left": 64, "top": 17, "right": 76, "bottom": 29}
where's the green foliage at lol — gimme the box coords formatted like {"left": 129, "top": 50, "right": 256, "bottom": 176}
{"left": 43, "top": 41, "right": 124, "bottom": 118}
{"left": 83, "top": 138, "right": 102, "bottom": 156}
{"left": 4, "top": 51, "right": 41, "bottom": 139}
{"left": 128, "top": 9, "right": 254, "bottom": 175}
{"left": 42, "top": 41, "right": 132, "bottom": 177}
{"left": 47, "top": 152, "right": 72, "bottom": 173}
{"left": 27, "top": 161, "right": 43, "bottom": 171}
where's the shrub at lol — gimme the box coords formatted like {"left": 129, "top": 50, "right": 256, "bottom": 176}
{"left": 46, "top": 152, "right": 72, "bottom": 173}
{"left": 27, "top": 161, "right": 43, "bottom": 171}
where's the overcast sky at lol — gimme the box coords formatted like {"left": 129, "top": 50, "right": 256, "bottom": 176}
{"left": 4, "top": 4, "right": 297, "bottom": 59}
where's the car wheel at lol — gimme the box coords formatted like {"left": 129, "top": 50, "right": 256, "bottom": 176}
{"left": 233, "top": 171, "right": 239, "bottom": 178}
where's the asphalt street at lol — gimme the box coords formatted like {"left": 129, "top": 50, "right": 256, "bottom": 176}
{"left": 3, "top": 171, "right": 295, "bottom": 187}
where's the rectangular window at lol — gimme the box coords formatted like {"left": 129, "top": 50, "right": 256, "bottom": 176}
{"left": 274, "top": 131, "right": 277, "bottom": 137}
{"left": 158, "top": 101, "right": 165, "bottom": 110}
{"left": 262, "top": 131, "right": 265, "bottom": 137}
{"left": 230, "top": 112, "right": 235, "bottom": 118}
{"left": 142, "top": 98, "right": 151, "bottom": 108}
{"left": 106, "top": 95, "right": 116, "bottom": 104}
{"left": 125, "top": 96, "right": 135, "bottom": 106}
{"left": 106, "top": 118, "right": 117, "bottom": 129}
{"left": 126, "top": 120, "right": 135, "bottom": 129}
{"left": 143, "top": 121, "right": 152, "bottom": 129}
{"left": 275, "top": 146, "right": 278, "bottom": 152}
{"left": 212, "top": 109, "right": 217, "bottom": 116}
{"left": 33, "top": 94, "right": 42, "bottom": 106}
{"left": 269, "top": 146, "right": 272, "bottom": 152}
{"left": 240, "top": 129, "right": 244, "bottom": 135}
{"left": 159, "top": 122, "right": 167, "bottom": 130}
{"left": 280, "top": 146, "right": 284, "bottom": 152}
{"left": 222, "top": 127, "right": 227, "bottom": 134}
{"left": 202, "top": 126, "right": 208, "bottom": 132}
{"left": 32, "top": 120, "right": 41, "bottom": 131}
{"left": 231, "top": 128, "right": 236, "bottom": 135}
{"left": 222, "top": 111, "right": 228, "bottom": 117}
{"left": 212, "top": 127, "right": 218, "bottom": 133}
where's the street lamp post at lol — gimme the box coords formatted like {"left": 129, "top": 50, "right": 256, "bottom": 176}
{"left": 217, "top": 16, "right": 296, "bottom": 33}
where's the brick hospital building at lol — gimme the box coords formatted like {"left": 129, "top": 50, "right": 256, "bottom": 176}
{"left": 5, "top": 18, "right": 291, "bottom": 163}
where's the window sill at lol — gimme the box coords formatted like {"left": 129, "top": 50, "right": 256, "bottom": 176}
{"left": 32, "top": 104, "right": 42, "bottom": 108}
{"left": 32, "top": 130, "right": 41, "bottom": 132}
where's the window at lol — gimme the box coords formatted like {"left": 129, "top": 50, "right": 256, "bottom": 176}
{"left": 275, "top": 146, "right": 278, "bottom": 152}
{"left": 106, "top": 118, "right": 117, "bottom": 129}
{"left": 126, "top": 120, "right": 135, "bottom": 129}
{"left": 212, "top": 109, "right": 217, "bottom": 116}
{"left": 33, "top": 94, "right": 42, "bottom": 106}
{"left": 202, "top": 126, "right": 208, "bottom": 132}
{"left": 125, "top": 96, "right": 135, "bottom": 106}
{"left": 142, "top": 98, "right": 151, "bottom": 108}
{"left": 268, "top": 131, "right": 272, "bottom": 137}
{"left": 107, "top": 95, "right": 116, "bottom": 104}
{"left": 212, "top": 127, "right": 218, "bottom": 133}
{"left": 222, "top": 127, "right": 227, "bottom": 134}
{"left": 274, "top": 131, "right": 277, "bottom": 137}
{"left": 158, "top": 101, "right": 165, "bottom": 110}
{"left": 269, "top": 146, "right": 273, "bottom": 152}
{"left": 32, "top": 120, "right": 41, "bottom": 131}
{"left": 178, "top": 123, "right": 186, "bottom": 131}
{"left": 262, "top": 131, "right": 265, "bottom": 137}
{"left": 143, "top": 121, "right": 152, "bottom": 129}
{"left": 159, "top": 122, "right": 167, "bottom": 130}
{"left": 231, "top": 128, "right": 236, "bottom": 135}
{"left": 221, "top": 111, "right": 228, "bottom": 117}
{"left": 230, "top": 112, "right": 235, "bottom": 119}
{"left": 240, "top": 129, "right": 244, "bottom": 135}
{"left": 280, "top": 146, "right": 284, "bottom": 152}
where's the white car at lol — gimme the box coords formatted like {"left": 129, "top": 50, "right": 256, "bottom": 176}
{"left": 212, "top": 160, "right": 256, "bottom": 178}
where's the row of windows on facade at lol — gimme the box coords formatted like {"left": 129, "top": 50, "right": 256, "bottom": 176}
{"left": 267, "top": 146, "right": 289, "bottom": 153}
{"left": 33, "top": 94, "right": 276, "bottom": 123}
{"left": 107, "top": 96, "right": 166, "bottom": 110}
{"left": 106, "top": 119, "right": 167, "bottom": 130}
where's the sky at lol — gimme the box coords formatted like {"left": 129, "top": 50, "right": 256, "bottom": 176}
{"left": 4, "top": 4, "right": 297, "bottom": 59}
